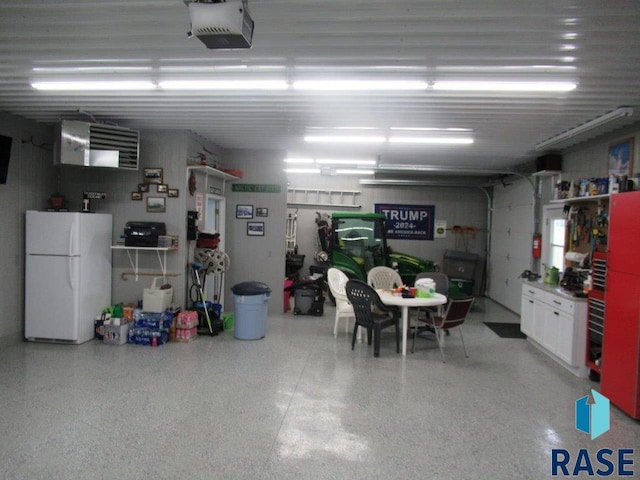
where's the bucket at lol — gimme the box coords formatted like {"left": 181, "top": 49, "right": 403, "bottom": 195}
{"left": 222, "top": 312, "right": 234, "bottom": 330}
{"left": 544, "top": 266, "right": 560, "bottom": 285}
{"left": 194, "top": 300, "right": 223, "bottom": 335}
{"left": 415, "top": 278, "right": 436, "bottom": 298}
{"left": 143, "top": 277, "right": 173, "bottom": 312}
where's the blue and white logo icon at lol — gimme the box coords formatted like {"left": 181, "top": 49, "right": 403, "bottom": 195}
{"left": 575, "top": 389, "right": 610, "bottom": 440}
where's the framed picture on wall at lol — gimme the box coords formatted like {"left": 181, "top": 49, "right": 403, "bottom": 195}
{"left": 168, "top": 188, "right": 179, "bottom": 198}
{"left": 146, "top": 196, "right": 166, "bottom": 213}
{"left": 143, "top": 168, "right": 163, "bottom": 184}
{"left": 138, "top": 183, "right": 149, "bottom": 193}
{"left": 157, "top": 184, "right": 168, "bottom": 193}
{"left": 247, "top": 222, "right": 264, "bottom": 236}
{"left": 236, "top": 204, "right": 253, "bottom": 219}
{"left": 608, "top": 137, "right": 634, "bottom": 177}
{"left": 256, "top": 207, "right": 268, "bottom": 217}
{"left": 131, "top": 191, "right": 142, "bottom": 201}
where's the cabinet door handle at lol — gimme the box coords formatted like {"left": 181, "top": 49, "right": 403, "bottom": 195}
{"left": 528, "top": 300, "right": 534, "bottom": 304}
{"left": 553, "top": 300, "right": 561, "bottom": 305}
{"left": 554, "top": 311, "right": 559, "bottom": 316}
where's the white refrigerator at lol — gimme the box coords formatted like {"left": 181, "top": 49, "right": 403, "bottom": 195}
{"left": 25, "top": 210, "right": 112, "bottom": 343}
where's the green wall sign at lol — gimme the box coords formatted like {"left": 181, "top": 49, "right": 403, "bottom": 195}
{"left": 232, "top": 184, "right": 281, "bottom": 193}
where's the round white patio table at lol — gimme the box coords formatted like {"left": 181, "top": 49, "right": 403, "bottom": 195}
{"left": 376, "top": 290, "right": 448, "bottom": 356}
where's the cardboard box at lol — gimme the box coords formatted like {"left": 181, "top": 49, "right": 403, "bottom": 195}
{"left": 103, "top": 321, "right": 130, "bottom": 345}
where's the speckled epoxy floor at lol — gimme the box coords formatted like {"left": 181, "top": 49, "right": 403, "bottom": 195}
{"left": 0, "top": 298, "right": 638, "bottom": 479}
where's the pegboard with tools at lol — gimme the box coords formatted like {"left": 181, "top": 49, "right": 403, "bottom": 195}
{"left": 564, "top": 202, "right": 609, "bottom": 254}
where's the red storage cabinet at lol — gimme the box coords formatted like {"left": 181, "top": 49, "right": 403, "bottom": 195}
{"left": 601, "top": 191, "right": 640, "bottom": 419}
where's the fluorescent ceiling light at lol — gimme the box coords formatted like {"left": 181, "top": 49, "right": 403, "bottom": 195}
{"left": 304, "top": 135, "right": 386, "bottom": 144}
{"left": 377, "top": 164, "right": 516, "bottom": 176}
{"left": 32, "top": 66, "right": 152, "bottom": 73}
{"left": 390, "top": 127, "right": 472, "bottom": 132}
{"left": 293, "top": 80, "right": 428, "bottom": 91}
{"left": 31, "top": 81, "right": 156, "bottom": 91}
{"left": 331, "top": 126, "right": 378, "bottom": 130}
{"left": 436, "top": 65, "right": 576, "bottom": 72}
{"left": 159, "top": 65, "right": 286, "bottom": 72}
{"left": 284, "top": 168, "right": 321, "bottom": 174}
{"left": 284, "top": 157, "right": 314, "bottom": 164}
{"left": 335, "top": 169, "right": 375, "bottom": 175}
{"left": 431, "top": 81, "right": 576, "bottom": 92}
{"left": 159, "top": 80, "right": 288, "bottom": 90}
{"left": 535, "top": 107, "right": 634, "bottom": 151}
{"left": 315, "top": 158, "right": 377, "bottom": 165}
{"left": 294, "top": 66, "right": 427, "bottom": 72}
{"left": 389, "top": 137, "right": 474, "bottom": 145}
{"left": 360, "top": 178, "right": 490, "bottom": 188}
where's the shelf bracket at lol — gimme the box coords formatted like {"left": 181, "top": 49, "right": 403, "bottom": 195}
{"left": 111, "top": 246, "right": 175, "bottom": 282}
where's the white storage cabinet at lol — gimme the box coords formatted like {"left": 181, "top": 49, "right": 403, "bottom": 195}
{"left": 520, "top": 282, "right": 588, "bottom": 377}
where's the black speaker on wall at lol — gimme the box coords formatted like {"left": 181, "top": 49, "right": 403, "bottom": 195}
{"left": 535, "top": 153, "right": 562, "bottom": 172}
{"left": 0, "top": 134, "right": 13, "bottom": 184}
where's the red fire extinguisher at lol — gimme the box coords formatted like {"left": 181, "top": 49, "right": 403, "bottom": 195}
{"left": 532, "top": 234, "right": 542, "bottom": 258}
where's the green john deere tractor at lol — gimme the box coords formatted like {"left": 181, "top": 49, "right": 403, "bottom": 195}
{"left": 329, "top": 212, "right": 437, "bottom": 285}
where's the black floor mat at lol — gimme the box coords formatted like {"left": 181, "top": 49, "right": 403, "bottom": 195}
{"left": 483, "top": 322, "right": 527, "bottom": 339}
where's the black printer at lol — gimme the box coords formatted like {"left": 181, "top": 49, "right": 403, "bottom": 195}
{"left": 124, "top": 222, "right": 166, "bottom": 247}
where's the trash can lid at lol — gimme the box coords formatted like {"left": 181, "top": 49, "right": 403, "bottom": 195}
{"left": 231, "top": 281, "right": 272, "bottom": 295}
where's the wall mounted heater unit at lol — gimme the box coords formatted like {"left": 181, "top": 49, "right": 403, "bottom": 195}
{"left": 55, "top": 120, "right": 139, "bottom": 170}
{"left": 188, "top": 1, "right": 254, "bottom": 49}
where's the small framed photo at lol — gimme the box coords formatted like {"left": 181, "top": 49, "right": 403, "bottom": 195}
{"left": 256, "top": 207, "right": 268, "bottom": 217}
{"left": 236, "top": 204, "right": 253, "bottom": 219}
{"left": 146, "top": 196, "right": 166, "bottom": 213}
{"left": 131, "top": 191, "right": 143, "bottom": 201}
{"left": 157, "top": 184, "right": 168, "bottom": 193}
{"left": 608, "top": 137, "right": 634, "bottom": 177}
{"left": 168, "top": 188, "right": 179, "bottom": 198}
{"left": 143, "top": 168, "right": 163, "bottom": 184}
{"left": 138, "top": 183, "right": 149, "bottom": 193}
{"left": 247, "top": 221, "right": 264, "bottom": 236}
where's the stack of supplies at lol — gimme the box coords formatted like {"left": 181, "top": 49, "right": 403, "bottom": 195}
{"left": 174, "top": 310, "right": 198, "bottom": 342}
{"left": 128, "top": 310, "right": 172, "bottom": 346}
{"left": 99, "top": 304, "right": 135, "bottom": 345}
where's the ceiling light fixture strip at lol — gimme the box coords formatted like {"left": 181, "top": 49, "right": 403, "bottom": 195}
{"left": 304, "top": 136, "right": 474, "bottom": 145}
{"left": 284, "top": 158, "right": 377, "bottom": 166}
{"left": 31, "top": 79, "right": 577, "bottom": 92}
{"left": 534, "top": 107, "right": 634, "bottom": 151}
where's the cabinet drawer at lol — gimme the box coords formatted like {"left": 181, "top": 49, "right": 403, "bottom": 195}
{"left": 546, "top": 294, "right": 574, "bottom": 315}
{"left": 522, "top": 284, "right": 544, "bottom": 299}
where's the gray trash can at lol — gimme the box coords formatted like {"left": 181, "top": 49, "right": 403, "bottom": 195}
{"left": 231, "top": 281, "right": 272, "bottom": 340}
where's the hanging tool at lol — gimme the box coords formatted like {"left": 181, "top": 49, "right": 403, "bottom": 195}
{"left": 191, "top": 262, "right": 213, "bottom": 335}
{"left": 314, "top": 211, "right": 331, "bottom": 262}
{"left": 286, "top": 210, "right": 298, "bottom": 255}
